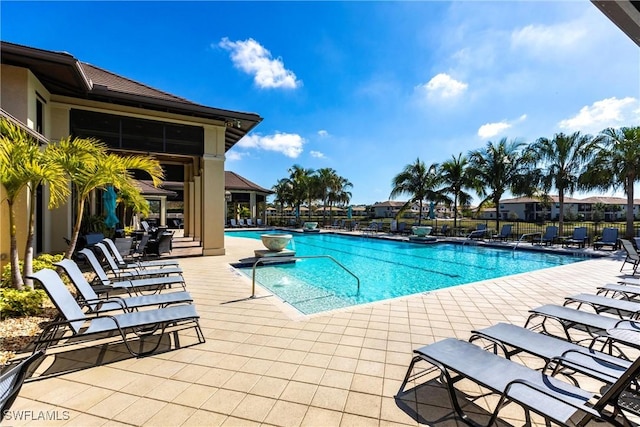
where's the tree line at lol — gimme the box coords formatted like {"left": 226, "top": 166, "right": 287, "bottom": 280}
{"left": 389, "top": 127, "right": 640, "bottom": 238}
{"left": 270, "top": 127, "right": 640, "bottom": 239}
{"left": 271, "top": 165, "right": 353, "bottom": 225}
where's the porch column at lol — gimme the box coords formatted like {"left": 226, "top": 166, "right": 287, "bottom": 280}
{"left": 184, "top": 163, "right": 192, "bottom": 236}
{"left": 193, "top": 175, "right": 202, "bottom": 241}
{"left": 250, "top": 192, "right": 257, "bottom": 221}
{"left": 201, "top": 124, "right": 226, "bottom": 256}
{"left": 159, "top": 197, "right": 167, "bottom": 227}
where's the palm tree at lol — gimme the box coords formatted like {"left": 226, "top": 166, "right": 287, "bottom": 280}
{"left": 467, "top": 138, "right": 538, "bottom": 230}
{"left": 439, "top": 153, "right": 475, "bottom": 230}
{"left": 288, "top": 165, "right": 315, "bottom": 223}
{"left": 272, "top": 178, "right": 292, "bottom": 225}
{"left": 328, "top": 175, "right": 353, "bottom": 222}
{"left": 316, "top": 168, "right": 339, "bottom": 225}
{"left": 580, "top": 126, "right": 640, "bottom": 239}
{"left": 0, "top": 119, "right": 69, "bottom": 289}
{"left": 56, "top": 137, "right": 164, "bottom": 258}
{"left": 22, "top": 142, "right": 70, "bottom": 287}
{"left": 530, "top": 132, "right": 595, "bottom": 235}
{"left": 390, "top": 158, "right": 441, "bottom": 226}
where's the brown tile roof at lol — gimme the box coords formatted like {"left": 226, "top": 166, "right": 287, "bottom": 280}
{"left": 82, "top": 63, "right": 192, "bottom": 104}
{"left": 373, "top": 201, "right": 405, "bottom": 207}
{"left": 225, "top": 171, "right": 273, "bottom": 194}
{"left": 136, "top": 180, "right": 177, "bottom": 197}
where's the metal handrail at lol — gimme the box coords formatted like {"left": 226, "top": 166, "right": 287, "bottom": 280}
{"left": 251, "top": 255, "right": 360, "bottom": 298}
{"left": 514, "top": 232, "right": 542, "bottom": 251}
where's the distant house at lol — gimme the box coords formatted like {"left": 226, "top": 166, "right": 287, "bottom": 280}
{"left": 499, "top": 196, "right": 640, "bottom": 221}
{"left": 372, "top": 201, "right": 406, "bottom": 218}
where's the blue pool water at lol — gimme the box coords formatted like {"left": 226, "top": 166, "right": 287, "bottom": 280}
{"left": 227, "top": 231, "right": 586, "bottom": 315}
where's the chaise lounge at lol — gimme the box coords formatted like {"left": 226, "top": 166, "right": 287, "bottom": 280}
{"left": 28, "top": 269, "right": 204, "bottom": 357}
{"left": 593, "top": 227, "right": 620, "bottom": 250}
{"left": 56, "top": 259, "right": 193, "bottom": 313}
{"left": 397, "top": 337, "right": 638, "bottom": 426}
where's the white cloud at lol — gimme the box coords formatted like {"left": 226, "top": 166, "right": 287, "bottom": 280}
{"left": 477, "top": 121, "right": 511, "bottom": 139}
{"left": 317, "top": 130, "right": 329, "bottom": 138}
{"left": 310, "top": 150, "right": 325, "bottom": 158}
{"left": 511, "top": 23, "right": 586, "bottom": 57}
{"left": 236, "top": 132, "right": 305, "bottom": 158}
{"left": 417, "top": 73, "right": 468, "bottom": 100}
{"left": 218, "top": 37, "right": 301, "bottom": 89}
{"left": 558, "top": 97, "right": 640, "bottom": 134}
{"left": 225, "top": 151, "right": 245, "bottom": 161}
{"left": 477, "top": 114, "right": 528, "bottom": 139}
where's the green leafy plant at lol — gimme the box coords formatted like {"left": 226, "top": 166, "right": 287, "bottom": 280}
{"left": 1, "top": 253, "right": 64, "bottom": 288}
{"left": 0, "top": 288, "right": 46, "bottom": 317}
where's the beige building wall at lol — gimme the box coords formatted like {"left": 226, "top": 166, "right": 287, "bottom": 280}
{"left": 0, "top": 65, "right": 49, "bottom": 269}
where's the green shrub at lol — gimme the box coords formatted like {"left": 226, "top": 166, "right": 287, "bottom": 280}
{"left": 0, "top": 288, "right": 46, "bottom": 317}
{"left": 1, "top": 253, "right": 65, "bottom": 288}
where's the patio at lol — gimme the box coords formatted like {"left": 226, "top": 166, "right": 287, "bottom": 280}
{"left": 8, "top": 236, "right": 634, "bottom": 426}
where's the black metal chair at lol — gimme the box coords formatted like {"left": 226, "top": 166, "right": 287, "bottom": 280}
{"left": 1, "top": 351, "right": 45, "bottom": 419}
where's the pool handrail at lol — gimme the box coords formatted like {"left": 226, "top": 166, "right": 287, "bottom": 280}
{"left": 514, "top": 232, "right": 542, "bottom": 251}
{"left": 251, "top": 255, "right": 360, "bottom": 298}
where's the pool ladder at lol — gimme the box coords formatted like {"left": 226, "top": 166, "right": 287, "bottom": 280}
{"left": 251, "top": 255, "right": 360, "bottom": 299}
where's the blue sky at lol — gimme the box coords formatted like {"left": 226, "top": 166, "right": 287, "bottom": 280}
{"left": 2, "top": 1, "right": 639, "bottom": 205}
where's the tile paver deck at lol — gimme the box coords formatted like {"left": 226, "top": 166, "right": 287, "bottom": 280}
{"left": 7, "top": 234, "right": 635, "bottom": 426}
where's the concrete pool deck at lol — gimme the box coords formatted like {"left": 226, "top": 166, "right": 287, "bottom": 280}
{"left": 8, "top": 234, "right": 636, "bottom": 426}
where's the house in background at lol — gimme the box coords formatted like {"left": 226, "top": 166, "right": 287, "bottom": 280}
{"left": 0, "top": 40, "right": 262, "bottom": 264}
{"left": 499, "top": 196, "right": 640, "bottom": 221}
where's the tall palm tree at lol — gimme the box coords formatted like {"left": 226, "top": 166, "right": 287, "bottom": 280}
{"left": 316, "top": 168, "right": 339, "bottom": 225}
{"left": 439, "top": 153, "right": 475, "bottom": 230}
{"left": 328, "top": 175, "right": 353, "bottom": 222}
{"left": 390, "top": 158, "right": 441, "bottom": 226}
{"left": 56, "top": 137, "right": 164, "bottom": 258}
{"left": 0, "top": 119, "right": 68, "bottom": 288}
{"left": 288, "top": 165, "right": 315, "bottom": 223}
{"left": 467, "top": 138, "right": 538, "bottom": 230}
{"left": 530, "top": 132, "right": 595, "bottom": 235}
{"left": 272, "top": 178, "right": 292, "bottom": 224}
{"left": 580, "top": 126, "right": 640, "bottom": 239}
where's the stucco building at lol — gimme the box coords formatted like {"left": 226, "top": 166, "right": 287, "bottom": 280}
{"left": 0, "top": 41, "right": 263, "bottom": 264}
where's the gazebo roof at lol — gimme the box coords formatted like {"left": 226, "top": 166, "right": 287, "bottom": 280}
{"left": 225, "top": 171, "right": 273, "bottom": 194}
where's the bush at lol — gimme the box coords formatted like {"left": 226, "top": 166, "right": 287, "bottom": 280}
{"left": 1, "top": 253, "right": 65, "bottom": 288}
{"left": 0, "top": 288, "right": 46, "bottom": 317}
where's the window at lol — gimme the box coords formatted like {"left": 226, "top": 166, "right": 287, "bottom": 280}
{"left": 36, "top": 96, "right": 44, "bottom": 134}
{"left": 70, "top": 109, "right": 204, "bottom": 155}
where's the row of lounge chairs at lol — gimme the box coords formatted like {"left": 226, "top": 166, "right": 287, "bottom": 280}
{"left": 2, "top": 238, "right": 204, "bottom": 392}
{"left": 229, "top": 218, "right": 263, "bottom": 227}
{"left": 398, "top": 274, "right": 640, "bottom": 425}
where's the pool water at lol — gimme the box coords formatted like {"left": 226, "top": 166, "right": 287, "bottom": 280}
{"left": 227, "top": 231, "right": 586, "bottom": 315}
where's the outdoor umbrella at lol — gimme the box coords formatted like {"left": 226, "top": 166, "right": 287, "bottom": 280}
{"left": 347, "top": 206, "right": 352, "bottom": 219}
{"left": 103, "top": 185, "right": 119, "bottom": 228}
{"left": 429, "top": 201, "right": 436, "bottom": 219}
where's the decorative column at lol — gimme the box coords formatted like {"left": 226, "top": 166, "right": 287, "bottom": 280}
{"left": 200, "top": 124, "right": 226, "bottom": 256}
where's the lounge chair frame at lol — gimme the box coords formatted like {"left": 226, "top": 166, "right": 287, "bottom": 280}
{"left": 398, "top": 338, "right": 633, "bottom": 426}
{"left": 28, "top": 269, "right": 204, "bottom": 357}
{"left": 594, "top": 227, "right": 620, "bottom": 250}
{"left": 561, "top": 226, "right": 588, "bottom": 248}
{"left": 1, "top": 351, "right": 45, "bottom": 418}
{"left": 620, "top": 239, "right": 640, "bottom": 275}
{"left": 55, "top": 259, "right": 193, "bottom": 313}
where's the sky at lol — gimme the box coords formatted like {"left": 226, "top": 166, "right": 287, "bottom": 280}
{"left": 2, "top": 1, "right": 639, "bottom": 205}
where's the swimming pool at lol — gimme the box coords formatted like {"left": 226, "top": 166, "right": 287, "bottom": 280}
{"left": 227, "top": 231, "right": 587, "bottom": 315}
